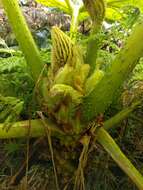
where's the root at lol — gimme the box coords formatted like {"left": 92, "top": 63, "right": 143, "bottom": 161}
{"left": 74, "top": 135, "right": 90, "bottom": 190}
{"left": 37, "top": 111, "right": 60, "bottom": 190}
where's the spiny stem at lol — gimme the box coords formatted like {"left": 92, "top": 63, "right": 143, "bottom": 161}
{"left": 82, "top": 19, "right": 143, "bottom": 121}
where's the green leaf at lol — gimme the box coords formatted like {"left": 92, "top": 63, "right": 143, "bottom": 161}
{"left": 0, "top": 95, "right": 24, "bottom": 129}
{"left": 81, "top": 0, "right": 143, "bottom": 22}
{"left": 78, "top": 11, "right": 89, "bottom": 22}
{"left": 106, "top": 7, "right": 122, "bottom": 21}
{"left": 35, "top": 0, "right": 143, "bottom": 23}
{"left": 35, "top": 0, "right": 71, "bottom": 14}
{"left": 107, "top": 0, "right": 143, "bottom": 11}
{"left": 106, "top": 0, "right": 143, "bottom": 20}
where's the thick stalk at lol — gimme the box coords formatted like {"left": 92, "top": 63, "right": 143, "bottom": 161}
{"left": 0, "top": 119, "right": 64, "bottom": 139}
{"left": 97, "top": 128, "right": 143, "bottom": 190}
{"left": 0, "top": 101, "right": 139, "bottom": 138}
{"left": 82, "top": 19, "right": 143, "bottom": 121}
{"left": 2, "top": 0, "right": 44, "bottom": 82}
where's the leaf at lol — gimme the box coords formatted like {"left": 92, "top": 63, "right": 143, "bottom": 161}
{"left": 35, "top": 0, "right": 71, "bottom": 14}
{"left": 0, "top": 56, "right": 26, "bottom": 73}
{"left": 81, "top": 0, "right": 143, "bottom": 22}
{"left": 106, "top": 0, "right": 143, "bottom": 21}
{"left": 106, "top": 7, "right": 122, "bottom": 21}
{"left": 107, "top": 0, "right": 143, "bottom": 11}
{"left": 0, "top": 56, "right": 34, "bottom": 100}
{"left": 35, "top": 0, "right": 143, "bottom": 23}
{"left": 0, "top": 95, "right": 24, "bottom": 131}
{"left": 78, "top": 11, "right": 89, "bottom": 22}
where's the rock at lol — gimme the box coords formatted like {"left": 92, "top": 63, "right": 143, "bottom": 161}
{"left": 0, "top": 1, "right": 90, "bottom": 47}
{"left": 0, "top": 4, "right": 71, "bottom": 47}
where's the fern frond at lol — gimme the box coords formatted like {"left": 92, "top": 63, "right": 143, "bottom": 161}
{"left": 0, "top": 95, "right": 24, "bottom": 131}
{"left": 0, "top": 56, "right": 34, "bottom": 98}
{"left": 0, "top": 56, "right": 26, "bottom": 73}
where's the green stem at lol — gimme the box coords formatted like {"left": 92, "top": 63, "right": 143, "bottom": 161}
{"left": 65, "top": 0, "right": 73, "bottom": 12}
{"left": 0, "top": 119, "right": 64, "bottom": 139}
{"left": 0, "top": 102, "right": 138, "bottom": 139}
{"left": 2, "top": 0, "right": 45, "bottom": 82}
{"left": 97, "top": 128, "right": 143, "bottom": 190}
{"left": 85, "top": 30, "right": 101, "bottom": 74}
{"left": 70, "top": 4, "right": 80, "bottom": 41}
{"left": 82, "top": 19, "right": 143, "bottom": 121}
{"left": 104, "top": 101, "right": 140, "bottom": 130}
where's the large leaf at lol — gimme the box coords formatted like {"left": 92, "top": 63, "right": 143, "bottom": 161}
{"left": 106, "top": 7, "right": 122, "bottom": 20}
{"left": 81, "top": 0, "right": 143, "bottom": 21}
{"left": 107, "top": 0, "right": 143, "bottom": 11}
{"left": 35, "top": 0, "right": 71, "bottom": 14}
{"left": 106, "top": 0, "right": 143, "bottom": 21}
{"left": 35, "top": 0, "right": 143, "bottom": 22}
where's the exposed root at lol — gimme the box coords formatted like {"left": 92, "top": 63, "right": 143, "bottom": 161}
{"left": 74, "top": 119, "right": 102, "bottom": 190}
{"left": 74, "top": 135, "right": 90, "bottom": 190}
{"left": 37, "top": 111, "right": 60, "bottom": 190}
